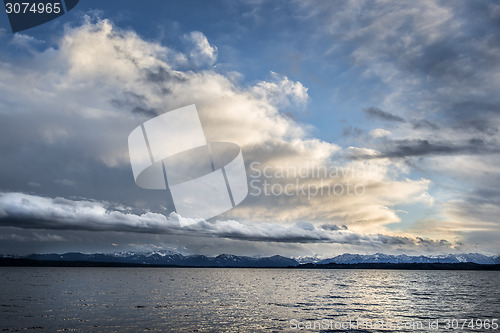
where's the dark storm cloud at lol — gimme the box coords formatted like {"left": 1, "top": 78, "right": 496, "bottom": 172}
{"left": 415, "top": 237, "right": 451, "bottom": 247}
{"left": 445, "top": 101, "right": 500, "bottom": 135}
{"left": 358, "top": 139, "right": 499, "bottom": 159}
{"left": 451, "top": 101, "right": 500, "bottom": 115}
{"left": 382, "top": 139, "right": 473, "bottom": 158}
{"left": 320, "top": 224, "right": 348, "bottom": 231}
{"left": 131, "top": 106, "right": 157, "bottom": 117}
{"left": 0, "top": 192, "right": 454, "bottom": 249}
{"left": 363, "top": 107, "right": 405, "bottom": 123}
{"left": 411, "top": 119, "right": 439, "bottom": 131}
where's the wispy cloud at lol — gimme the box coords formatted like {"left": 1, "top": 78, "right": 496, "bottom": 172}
{"left": 363, "top": 107, "right": 405, "bottom": 123}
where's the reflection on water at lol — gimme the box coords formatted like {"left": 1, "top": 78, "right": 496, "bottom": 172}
{"left": 0, "top": 268, "right": 499, "bottom": 332}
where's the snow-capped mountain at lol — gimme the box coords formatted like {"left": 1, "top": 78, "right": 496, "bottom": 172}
{"left": 2, "top": 251, "right": 499, "bottom": 267}
{"left": 293, "top": 255, "right": 324, "bottom": 264}
{"left": 16, "top": 251, "right": 298, "bottom": 267}
{"left": 317, "top": 253, "right": 500, "bottom": 265}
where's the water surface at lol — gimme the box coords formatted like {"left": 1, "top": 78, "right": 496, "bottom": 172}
{"left": 0, "top": 268, "right": 499, "bottom": 332}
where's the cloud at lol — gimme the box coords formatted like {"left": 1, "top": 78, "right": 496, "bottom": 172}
{"left": 0, "top": 17, "right": 320, "bottom": 205}
{"left": 54, "top": 179, "right": 75, "bottom": 186}
{"left": 343, "top": 126, "right": 363, "bottom": 137}
{"left": 411, "top": 119, "right": 439, "bottom": 131}
{"left": 416, "top": 153, "right": 500, "bottom": 251}
{"left": 33, "top": 232, "right": 66, "bottom": 242}
{"left": 9, "top": 33, "right": 44, "bottom": 51}
{"left": 369, "top": 129, "right": 391, "bottom": 138}
{"left": 363, "top": 107, "right": 405, "bottom": 123}
{"left": 366, "top": 139, "right": 500, "bottom": 159}
{"left": 289, "top": 1, "right": 500, "bottom": 254}
{"left": 184, "top": 31, "right": 218, "bottom": 67}
{"left": 296, "top": 0, "right": 500, "bottom": 152}
{"left": 0, "top": 3, "right": 498, "bottom": 256}
{"left": 0, "top": 16, "right": 456, "bottom": 252}
{"left": 0, "top": 192, "right": 454, "bottom": 251}
{"left": 320, "top": 224, "right": 348, "bottom": 231}
{"left": 0, "top": 230, "right": 67, "bottom": 243}
{"left": 252, "top": 71, "right": 309, "bottom": 109}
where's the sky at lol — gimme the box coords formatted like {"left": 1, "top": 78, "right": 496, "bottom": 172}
{"left": 0, "top": 0, "right": 499, "bottom": 257}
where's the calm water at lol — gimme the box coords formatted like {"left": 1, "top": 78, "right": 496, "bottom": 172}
{"left": 0, "top": 268, "right": 499, "bottom": 332}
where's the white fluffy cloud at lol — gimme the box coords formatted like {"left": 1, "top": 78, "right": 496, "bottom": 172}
{"left": 369, "top": 129, "right": 392, "bottom": 138}
{"left": 252, "top": 71, "right": 309, "bottom": 109}
{"left": 184, "top": 31, "right": 218, "bottom": 66}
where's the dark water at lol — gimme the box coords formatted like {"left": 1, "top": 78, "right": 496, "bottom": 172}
{"left": 0, "top": 268, "right": 499, "bottom": 332}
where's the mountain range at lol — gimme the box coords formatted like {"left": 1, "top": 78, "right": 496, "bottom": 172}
{"left": 2, "top": 251, "right": 500, "bottom": 267}
{"left": 313, "top": 252, "right": 500, "bottom": 265}
{"left": 2, "top": 251, "right": 297, "bottom": 267}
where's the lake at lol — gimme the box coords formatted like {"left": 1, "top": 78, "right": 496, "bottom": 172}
{"left": 0, "top": 267, "right": 499, "bottom": 332}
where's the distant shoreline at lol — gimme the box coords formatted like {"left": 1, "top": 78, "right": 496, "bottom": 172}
{"left": 295, "top": 262, "right": 500, "bottom": 270}
{"left": 1, "top": 258, "right": 500, "bottom": 270}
